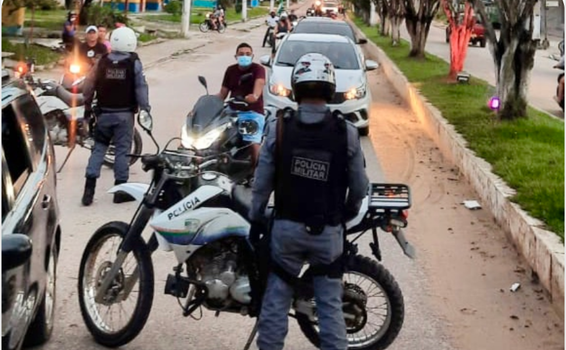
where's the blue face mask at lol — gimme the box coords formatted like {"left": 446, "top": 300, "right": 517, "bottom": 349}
{"left": 237, "top": 55, "right": 253, "bottom": 67}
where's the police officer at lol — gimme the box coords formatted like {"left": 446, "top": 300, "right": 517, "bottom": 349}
{"left": 250, "top": 53, "right": 369, "bottom": 350}
{"left": 81, "top": 26, "right": 151, "bottom": 206}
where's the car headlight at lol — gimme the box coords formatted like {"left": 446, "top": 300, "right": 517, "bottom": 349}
{"left": 181, "top": 123, "right": 229, "bottom": 150}
{"left": 269, "top": 83, "right": 292, "bottom": 97}
{"left": 344, "top": 84, "right": 367, "bottom": 100}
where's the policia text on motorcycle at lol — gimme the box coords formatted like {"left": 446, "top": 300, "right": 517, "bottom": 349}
{"left": 81, "top": 26, "right": 152, "bottom": 206}
{"left": 249, "top": 53, "right": 370, "bottom": 350}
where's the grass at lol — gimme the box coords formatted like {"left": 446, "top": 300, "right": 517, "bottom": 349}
{"left": 140, "top": 6, "right": 269, "bottom": 24}
{"left": 137, "top": 32, "right": 155, "bottom": 42}
{"left": 353, "top": 16, "right": 565, "bottom": 239}
{"left": 24, "top": 9, "right": 67, "bottom": 31}
{"left": 2, "top": 38, "right": 61, "bottom": 65}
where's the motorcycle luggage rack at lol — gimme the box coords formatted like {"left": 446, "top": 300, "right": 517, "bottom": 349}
{"left": 367, "top": 183, "right": 411, "bottom": 210}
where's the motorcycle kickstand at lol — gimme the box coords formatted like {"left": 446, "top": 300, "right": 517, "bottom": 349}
{"left": 57, "top": 143, "right": 77, "bottom": 173}
{"left": 242, "top": 319, "right": 259, "bottom": 350}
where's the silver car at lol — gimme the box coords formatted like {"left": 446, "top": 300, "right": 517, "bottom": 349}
{"left": 260, "top": 33, "right": 378, "bottom": 136}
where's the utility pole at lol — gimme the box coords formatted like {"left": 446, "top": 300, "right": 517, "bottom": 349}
{"left": 541, "top": 0, "right": 550, "bottom": 49}
{"left": 182, "top": 0, "right": 191, "bottom": 38}
{"left": 242, "top": 0, "right": 248, "bottom": 21}
{"left": 270, "top": 0, "right": 274, "bottom": 11}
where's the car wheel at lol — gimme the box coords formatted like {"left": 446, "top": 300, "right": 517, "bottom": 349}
{"left": 23, "top": 246, "right": 57, "bottom": 347}
{"left": 359, "top": 126, "right": 369, "bottom": 136}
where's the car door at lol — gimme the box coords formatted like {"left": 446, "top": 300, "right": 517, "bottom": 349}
{"left": 1, "top": 94, "right": 53, "bottom": 349}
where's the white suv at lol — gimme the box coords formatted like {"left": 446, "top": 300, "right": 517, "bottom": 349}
{"left": 260, "top": 33, "right": 378, "bottom": 136}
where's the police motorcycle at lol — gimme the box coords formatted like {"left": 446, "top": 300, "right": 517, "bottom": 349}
{"left": 61, "top": 60, "right": 86, "bottom": 93}
{"left": 179, "top": 75, "right": 265, "bottom": 183}
{"left": 76, "top": 110, "right": 416, "bottom": 350}
{"left": 14, "top": 61, "right": 143, "bottom": 172}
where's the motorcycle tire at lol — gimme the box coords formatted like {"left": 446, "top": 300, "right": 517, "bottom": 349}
{"left": 199, "top": 21, "right": 210, "bottom": 33}
{"left": 78, "top": 221, "right": 155, "bottom": 348}
{"left": 103, "top": 127, "right": 143, "bottom": 168}
{"left": 296, "top": 255, "right": 405, "bottom": 350}
{"left": 218, "top": 23, "right": 226, "bottom": 33}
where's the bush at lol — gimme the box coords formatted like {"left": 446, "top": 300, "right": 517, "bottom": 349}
{"left": 36, "top": 0, "right": 60, "bottom": 10}
{"left": 164, "top": 0, "right": 182, "bottom": 15}
{"left": 85, "top": 5, "right": 128, "bottom": 27}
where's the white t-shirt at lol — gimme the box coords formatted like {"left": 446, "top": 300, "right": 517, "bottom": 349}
{"left": 266, "top": 16, "right": 279, "bottom": 27}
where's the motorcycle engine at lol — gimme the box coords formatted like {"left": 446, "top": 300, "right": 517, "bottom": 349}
{"left": 189, "top": 239, "right": 252, "bottom": 308}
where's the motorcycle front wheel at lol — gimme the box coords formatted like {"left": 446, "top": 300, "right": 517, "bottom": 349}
{"left": 218, "top": 23, "right": 226, "bottom": 33}
{"left": 102, "top": 128, "right": 143, "bottom": 168}
{"left": 78, "top": 221, "right": 155, "bottom": 347}
{"left": 199, "top": 21, "right": 210, "bottom": 33}
{"left": 296, "top": 255, "right": 404, "bottom": 350}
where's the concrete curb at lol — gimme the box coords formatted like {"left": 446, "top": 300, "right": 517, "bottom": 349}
{"left": 349, "top": 19, "right": 565, "bottom": 317}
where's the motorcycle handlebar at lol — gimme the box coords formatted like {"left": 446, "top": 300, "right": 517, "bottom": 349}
{"left": 226, "top": 97, "right": 249, "bottom": 106}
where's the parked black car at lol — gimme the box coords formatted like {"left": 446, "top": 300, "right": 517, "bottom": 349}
{"left": 2, "top": 71, "right": 61, "bottom": 350}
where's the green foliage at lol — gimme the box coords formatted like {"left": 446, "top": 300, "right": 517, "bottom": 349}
{"left": 2, "top": 38, "right": 61, "bottom": 65}
{"left": 353, "top": 16, "right": 565, "bottom": 239}
{"left": 164, "top": 0, "right": 182, "bottom": 15}
{"left": 85, "top": 5, "right": 128, "bottom": 27}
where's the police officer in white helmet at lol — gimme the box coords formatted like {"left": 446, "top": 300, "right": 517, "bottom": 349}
{"left": 81, "top": 26, "right": 151, "bottom": 206}
{"left": 250, "top": 53, "right": 369, "bottom": 350}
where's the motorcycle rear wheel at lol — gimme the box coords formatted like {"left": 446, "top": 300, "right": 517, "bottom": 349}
{"left": 296, "top": 255, "right": 404, "bottom": 350}
{"left": 102, "top": 127, "right": 143, "bottom": 168}
{"left": 78, "top": 222, "right": 154, "bottom": 348}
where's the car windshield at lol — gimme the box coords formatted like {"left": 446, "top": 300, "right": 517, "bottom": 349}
{"left": 276, "top": 41, "right": 359, "bottom": 70}
{"left": 293, "top": 22, "right": 355, "bottom": 42}
{"left": 325, "top": 2, "right": 338, "bottom": 6}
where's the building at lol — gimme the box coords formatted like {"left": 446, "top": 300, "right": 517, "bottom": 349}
{"left": 102, "top": 0, "right": 163, "bottom": 12}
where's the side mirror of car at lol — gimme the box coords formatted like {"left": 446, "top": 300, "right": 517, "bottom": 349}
{"left": 357, "top": 38, "right": 368, "bottom": 45}
{"left": 2, "top": 234, "right": 32, "bottom": 272}
{"left": 365, "top": 59, "right": 379, "bottom": 71}
{"left": 260, "top": 55, "right": 271, "bottom": 67}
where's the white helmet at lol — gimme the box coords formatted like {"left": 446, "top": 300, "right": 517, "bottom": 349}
{"left": 291, "top": 53, "right": 336, "bottom": 103}
{"left": 280, "top": 12, "right": 288, "bottom": 19}
{"left": 110, "top": 27, "right": 138, "bottom": 53}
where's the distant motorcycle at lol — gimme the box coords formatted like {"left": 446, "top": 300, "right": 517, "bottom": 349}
{"left": 199, "top": 13, "right": 226, "bottom": 33}
{"left": 262, "top": 22, "right": 276, "bottom": 47}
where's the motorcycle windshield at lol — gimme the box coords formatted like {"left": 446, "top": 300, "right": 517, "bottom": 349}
{"left": 186, "top": 95, "right": 226, "bottom": 134}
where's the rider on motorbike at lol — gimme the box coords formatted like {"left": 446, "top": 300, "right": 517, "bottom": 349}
{"left": 217, "top": 43, "right": 266, "bottom": 171}
{"left": 288, "top": 9, "right": 298, "bottom": 22}
{"left": 250, "top": 52, "right": 369, "bottom": 350}
{"left": 78, "top": 26, "right": 109, "bottom": 69}
{"left": 62, "top": 11, "right": 78, "bottom": 52}
{"left": 209, "top": 5, "right": 225, "bottom": 30}
{"left": 554, "top": 55, "right": 564, "bottom": 109}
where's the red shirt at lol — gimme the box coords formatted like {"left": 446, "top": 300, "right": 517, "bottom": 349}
{"left": 221, "top": 62, "right": 265, "bottom": 114}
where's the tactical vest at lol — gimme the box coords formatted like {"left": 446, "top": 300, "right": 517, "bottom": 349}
{"left": 274, "top": 108, "right": 349, "bottom": 227}
{"left": 95, "top": 53, "right": 138, "bottom": 112}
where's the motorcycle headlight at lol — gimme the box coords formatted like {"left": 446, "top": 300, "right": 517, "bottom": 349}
{"left": 181, "top": 123, "right": 229, "bottom": 150}
{"left": 270, "top": 83, "right": 292, "bottom": 97}
{"left": 69, "top": 64, "right": 81, "bottom": 74}
{"left": 344, "top": 84, "right": 367, "bottom": 100}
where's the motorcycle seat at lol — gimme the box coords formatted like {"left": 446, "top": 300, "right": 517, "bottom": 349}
{"left": 56, "top": 85, "right": 85, "bottom": 107}
{"left": 231, "top": 184, "right": 253, "bottom": 220}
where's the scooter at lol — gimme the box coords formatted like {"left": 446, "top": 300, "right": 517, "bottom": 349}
{"left": 262, "top": 22, "right": 276, "bottom": 47}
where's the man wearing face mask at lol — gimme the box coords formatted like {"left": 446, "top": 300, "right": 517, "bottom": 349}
{"left": 217, "top": 43, "right": 266, "bottom": 173}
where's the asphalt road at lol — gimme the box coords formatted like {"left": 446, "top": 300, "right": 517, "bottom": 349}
{"left": 33, "top": 10, "right": 563, "bottom": 350}
{"left": 398, "top": 21, "right": 564, "bottom": 118}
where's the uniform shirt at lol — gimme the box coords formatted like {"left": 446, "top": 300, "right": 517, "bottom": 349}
{"left": 250, "top": 103, "right": 369, "bottom": 223}
{"left": 83, "top": 51, "right": 151, "bottom": 113}
{"left": 221, "top": 62, "right": 266, "bottom": 114}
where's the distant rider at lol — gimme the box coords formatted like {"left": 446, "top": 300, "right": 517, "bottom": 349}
{"left": 62, "top": 11, "right": 78, "bottom": 52}
{"left": 78, "top": 26, "right": 109, "bottom": 69}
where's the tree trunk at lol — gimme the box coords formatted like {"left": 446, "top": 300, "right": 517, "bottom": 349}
{"left": 447, "top": 27, "right": 472, "bottom": 79}
{"left": 380, "top": 15, "right": 391, "bottom": 36}
{"left": 406, "top": 18, "right": 431, "bottom": 58}
{"left": 493, "top": 35, "right": 537, "bottom": 120}
{"left": 390, "top": 16, "right": 403, "bottom": 45}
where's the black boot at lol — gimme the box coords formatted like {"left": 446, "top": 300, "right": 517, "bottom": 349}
{"left": 82, "top": 177, "right": 96, "bottom": 206}
{"left": 113, "top": 180, "right": 135, "bottom": 204}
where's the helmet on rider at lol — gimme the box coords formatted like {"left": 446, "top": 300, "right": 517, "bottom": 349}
{"left": 270, "top": 10, "right": 276, "bottom": 17}
{"left": 280, "top": 12, "right": 288, "bottom": 20}
{"left": 67, "top": 11, "right": 77, "bottom": 21}
{"left": 291, "top": 53, "right": 336, "bottom": 103}
{"left": 110, "top": 26, "right": 138, "bottom": 53}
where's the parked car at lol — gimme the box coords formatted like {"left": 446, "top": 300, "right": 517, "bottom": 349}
{"left": 2, "top": 72, "right": 61, "bottom": 350}
{"left": 292, "top": 17, "right": 368, "bottom": 61}
{"left": 260, "top": 33, "right": 379, "bottom": 136}
{"left": 445, "top": 14, "right": 486, "bottom": 47}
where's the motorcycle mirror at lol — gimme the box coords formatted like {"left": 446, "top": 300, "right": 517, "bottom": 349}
{"left": 198, "top": 75, "right": 209, "bottom": 94}
{"left": 2, "top": 234, "right": 32, "bottom": 272}
{"left": 239, "top": 73, "right": 254, "bottom": 84}
{"left": 138, "top": 110, "right": 154, "bottom": 134}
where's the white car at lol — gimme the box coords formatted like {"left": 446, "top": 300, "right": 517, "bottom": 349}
{"left": 321, "top": 0, "right": 339, "bottom": 14}
{"left": 260, "top": 33, "right": 378, "bottom": 136}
